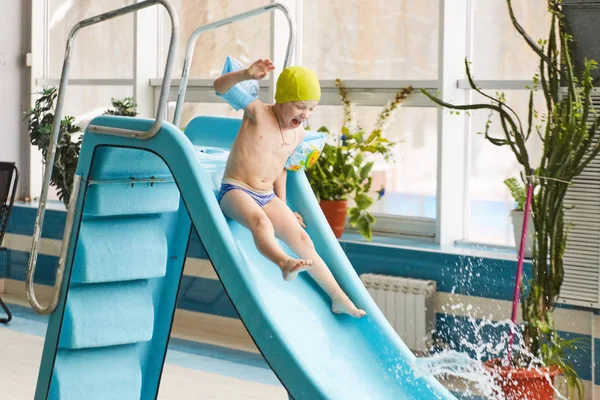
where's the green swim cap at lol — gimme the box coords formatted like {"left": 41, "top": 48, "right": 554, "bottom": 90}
{"left": 275, "top": 66, "right": 321, "bottom": 103}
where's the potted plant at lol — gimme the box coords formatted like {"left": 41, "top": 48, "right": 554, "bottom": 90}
{"left": 504, "top": 177, "right": 534, "bottom": 258}
{"left": 24, "top": 88, "right": 138, "bottom": 207}
{"left": 24, "top": 87, "right": 82, "bottom": 207}
{"left": 422, "top": 0, "right": 595, "bottom": 398}
{"left": 306, "top": 79, "right": 412, "bottom": 240}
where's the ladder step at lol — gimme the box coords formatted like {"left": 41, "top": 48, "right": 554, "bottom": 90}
{"left": 72, "top": 216, "right": 168, "bottom": 283}
{"left": 59, "top": 281, "right": 154, "bottom": 349}
{"left": 83, "top": 181, "right": 180, "bottom": 217}
{"left": 50, "top": 345, "right": 141, "bottom": 400}
{"left": 83, "top": 147, "right": 180, "bottom": 216}
{"left": 90, "top": 147, "right": 172, "bottom": 181}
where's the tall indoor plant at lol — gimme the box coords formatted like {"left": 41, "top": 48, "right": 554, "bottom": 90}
{"left": 306, "top": 79, "right": 412, "bottom": 240}
{"left": 25, "top": 88, "right": 138, "bottom": 207}
{"left": 422, "top": 1, "right": 597, "bottom": 398}
{"left": 24, "top": 87, "right": 82, "bottom": 207}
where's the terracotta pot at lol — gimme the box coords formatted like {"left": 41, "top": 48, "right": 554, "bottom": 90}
{"left": 484, "top": 360, "right": 561, "bottom": 400}
{"left": 319, "top": 200, "right": 348, "bottom": 238}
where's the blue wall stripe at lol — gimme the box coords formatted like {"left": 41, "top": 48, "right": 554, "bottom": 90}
{"left": 7, "top": 250, "right": 59, "bottom": 286}
{"left": 0, "top": 249, "right": 6, "bottom": 278}
{"left": 176, "top": 275, "right": 238, "bottom": 318}
{"left": 188, "top": 229, "right": 209, "bottom": 259}
{"left": 7, "top": 248, "right": 238, "bottom": 319}
{"left": 7, "top": 206, "right": 66, "bottom": 239}
{"left": 596, "top": 339, "right": 600, "bottom": 385}
{"left": 343, "top": 241, "right": 531, "bottom": 302}
{"left": 4, "top": 204, "right": 595, "bottom": 311}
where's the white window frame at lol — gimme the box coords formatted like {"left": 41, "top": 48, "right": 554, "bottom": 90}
{"left": 33, "top": 0, "right": 532, "bottom": 246}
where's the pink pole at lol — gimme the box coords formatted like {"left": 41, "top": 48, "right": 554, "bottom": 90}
{"left": 507, "top": 172, "right": 534, "bottom": 364}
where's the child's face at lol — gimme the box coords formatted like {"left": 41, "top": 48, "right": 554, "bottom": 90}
{"left": 278, "top": 100, "right": 318, "bottom": 129}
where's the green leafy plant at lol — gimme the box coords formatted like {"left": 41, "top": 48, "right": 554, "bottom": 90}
{"left": 24, "top": 88, "right": 138, "bottom": 207}
{"left": 540, "top": 329, "right": 587, "bottom": 398}
{"left": 24, "top": 87, "right": 82, "bottom": 207}
{"left": 422, "top": 0, "right": 597, "bottom": 396}
{"left": 104, "top": 97, "right": 138, "bottom": 117}
{"left": 504, "top": 177, "right": 526, "bottom": 211}
{"left": 306, "top": 79, "right": 412, "bottom": 240}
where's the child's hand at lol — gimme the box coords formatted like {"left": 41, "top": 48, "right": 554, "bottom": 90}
{"left": 294, "top": 212, "right": 306, "bottom": 228}
{"left": 246, "top": 59, "right": 275, "bottom": 80}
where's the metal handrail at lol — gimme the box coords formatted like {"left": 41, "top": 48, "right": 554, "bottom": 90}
{"left": 26, "top": 0, "right": 180, "bottom": 315}
{"left": 172, "top": 2, "right": 295, "bottom": 127}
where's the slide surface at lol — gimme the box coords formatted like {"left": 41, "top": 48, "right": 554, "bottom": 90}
{"left": 79, "top": 115, "right": 457, "bottom": 400}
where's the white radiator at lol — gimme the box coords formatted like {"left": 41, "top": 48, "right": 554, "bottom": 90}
{"left": 360, "top": 274, "right": 437, "bottom": 352}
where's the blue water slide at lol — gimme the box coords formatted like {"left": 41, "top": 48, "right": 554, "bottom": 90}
{"left": 31, "top": 113, "right": 456, "bottom": 399}
{"left": 26, "top": 1, "right": 455, "bottom": 397}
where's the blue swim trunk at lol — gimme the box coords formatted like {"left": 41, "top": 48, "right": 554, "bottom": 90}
{"left": 217, "top": 177, "right": 276, "bottom": 208}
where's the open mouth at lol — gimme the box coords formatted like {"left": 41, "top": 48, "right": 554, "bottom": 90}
{"left": 291, "top": 119, "right": 301, "bottom": 128}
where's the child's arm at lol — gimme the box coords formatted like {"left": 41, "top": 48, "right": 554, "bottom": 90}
{"left": 213, "top": 69, "right": 250, "bottom": 95}
{"left": 274, "top": 169, "right": 306, "bottom": 228}
{"left": 213, "top": 59, "right": 274, "bottom": 117}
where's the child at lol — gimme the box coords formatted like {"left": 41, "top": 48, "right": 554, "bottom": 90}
{"left": 214, "top": 59, "right": 366, "bottom": 318}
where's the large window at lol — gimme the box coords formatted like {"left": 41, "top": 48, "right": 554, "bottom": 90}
{"left": 301, "top": 0, "right": 440, "bottom": 236}
{"left": 162, "top": 0, "right": 272, "bottom": 79}
{"left": 49, "top": 0, "right": 134, "bottom": 79}
{"left": 34, "top": 1, "right": 559, "bottom": 246}
{"left": 467, "top": 90, "right": 544, "bottom": 245}
{"left": 470, "top": 0, "right": 552, "bottom": 80}
{"left": 302, "top": 0, "right": 439, "bottom": 80}
{"left": 465, "top": 0, "right": 551, "bottom": 245}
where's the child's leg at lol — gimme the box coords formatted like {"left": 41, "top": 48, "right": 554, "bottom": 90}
{"left": 220, "top": 190, "right": 312, "bottom": 280}
{"left": 263, "top": 197, "right": 366, "bottom": 318}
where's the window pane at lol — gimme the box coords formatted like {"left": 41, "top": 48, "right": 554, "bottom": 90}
{"left": 467, "top": 90, "right": 544, "bottom": 245}
{"left": 167, "top": 102, "right": 243, "bottom": 129}
{"left": 163, "top": 1, "right": 272, "bottom": 78}
{"left": 302, "top": 0, "right": 439, "bottom": 80}
{"left": 62, "top": 86, "right": 134, "bottom": 120}
{"left": 471, "top": 1, "right": 551, "bottom": 80}
{"left": 308, "top": 106, "right": 438, "bottom": 218}
{"left": 49, "top": 0, "right": 134, "bottom": 78}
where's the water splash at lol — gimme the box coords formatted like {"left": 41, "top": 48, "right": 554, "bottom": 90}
{"left": 414, "top": 255, "right": 569, "bottom": 399}
{"left": 413, "top": 317, "right": 568, "bottom": 399}
{"left": 413, "top": 350, "right": 502, "bottom": 399}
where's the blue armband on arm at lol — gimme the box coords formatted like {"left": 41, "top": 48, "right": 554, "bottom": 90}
{"left": 216, "top": 56, "right": 259, "bottom": 111}
{"left": 285, "top": 130, "right": 327, "bottom": 171}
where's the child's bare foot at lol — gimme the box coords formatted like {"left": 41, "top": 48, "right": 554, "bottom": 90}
{"left": 332, "top": 293, "right": 366, "bottom": 318}
{"left": 280, "top": 258, "right": 313, "bottom": 281}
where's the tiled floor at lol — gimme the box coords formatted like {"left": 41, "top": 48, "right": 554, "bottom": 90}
{"left": 0, "top": 294, "right": 287, "bottom": 400}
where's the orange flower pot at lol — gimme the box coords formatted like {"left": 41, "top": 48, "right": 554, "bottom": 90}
{"left": 485, "top": 360, "right": 562, "bottom": 400}
{"left": 319, "top": 200, "right": 348, "bottom": 238}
